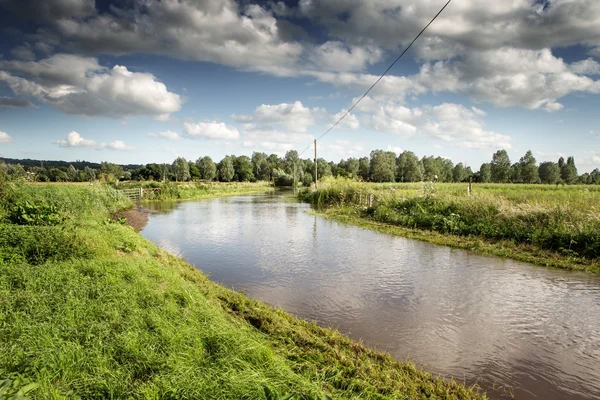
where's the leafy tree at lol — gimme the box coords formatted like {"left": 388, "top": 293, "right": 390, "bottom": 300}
{"left": 452, "top": 163, "right": 466, "bottom": 182}
{"left": 358, "top": 157, "right": 370, "bottom": 181}
{"left": 478, "top": 163, "right": 492, "bottom": 183}
{"left": 538, "top": 161, "right": 560, "bottom": 184}
{"left": 67, "top": 165, "right": 78, "bottom": 182}
{"left": 591, "top": 168, "right": 600, "bottom": 185}
{"left": 83, "top": 166, "right": 96, "bottom": 182}
{"left": 437, "top": 157, "right": 454, "bottom": 182}
{"left": 218, "top": 156, "right": 235, "bottom": 182}
{"left": 561, "top": 156, "right": 578, "bottom": 184}
{"left": 421, "top": 156, "right": 440, "bottom": 181}
{"left": 172, "top": 157, "right": 190, "bottom": 182}
{"left": 369, "top": 150, "right": 396, "bottom": 182}
{"left": 188, "top": 161, "right": 200, "bottom": 180}
{"left": 233, "top": 155, "right": 254, "bottom": 182}
{"left": 397, "top": 151, "right": 423, "bottom": 182}
{"left": 100, "top": 162, "right": 123, "bottom": 180}
{"left": 490, "top": 150, "right": 511, "bottom": 183}
{"left": 519, "top": 150, "right": 539, "bottom": 183}
{"left": 197, "top": 156, "right": 216, "bottom": 181}
{"left": 251, "top": 152, "right": 269, "bottom": 181}
{"left": 510, "top": 162, "right": 522, "bottom": 183}
{"left": 346, "top": 158, "right": 360, "bottom": 179}
{"left": 317, "top": 158, "right": 332, "bottom": 179}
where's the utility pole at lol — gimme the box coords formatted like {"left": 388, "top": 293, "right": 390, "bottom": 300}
{"left": 314, "top": 139, "right": 318, "bottom": 190}
{"left": 293, "top": 161, "right": 296, "bottom": 193}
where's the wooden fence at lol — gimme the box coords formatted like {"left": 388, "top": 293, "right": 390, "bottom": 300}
{"left": 118, "top": 187, "right": 159, "bottom": 201}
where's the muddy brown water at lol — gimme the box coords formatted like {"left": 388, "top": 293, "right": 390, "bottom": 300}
{"left": 140, "top": 192, "right": 600, "bottom": 400}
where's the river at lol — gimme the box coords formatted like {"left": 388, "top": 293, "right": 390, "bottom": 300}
{"left": 140, "top": 192, "right": 600, "bottom": 400}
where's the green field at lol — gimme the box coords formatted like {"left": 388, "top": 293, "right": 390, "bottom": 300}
{"left": 301, "top": 179, "right": 600, "bottom": 273}
{"left": 0, "top": 181, "right": 485, "bottom": 399}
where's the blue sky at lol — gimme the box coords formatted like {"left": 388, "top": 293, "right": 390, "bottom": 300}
{"left": 0, "top": 0, "right": 599, "bottom": 171}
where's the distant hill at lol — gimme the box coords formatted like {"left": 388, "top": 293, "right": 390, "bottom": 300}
{"left": 1, "top": 158, "right": 142, "bottom": 170}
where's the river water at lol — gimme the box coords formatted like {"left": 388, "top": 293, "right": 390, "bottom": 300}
{"left": 140, "top": 192, "right": 600, "bottom": 400}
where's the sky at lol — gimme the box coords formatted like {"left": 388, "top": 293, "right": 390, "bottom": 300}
{"left": 0, "top": 0, "right": 599, "bottom": 172}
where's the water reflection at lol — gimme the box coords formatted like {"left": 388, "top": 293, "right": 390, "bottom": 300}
{"left": 141, "top": 192, "right": 600, "bottom": 400}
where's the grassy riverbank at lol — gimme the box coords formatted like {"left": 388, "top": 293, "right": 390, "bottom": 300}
{"left": 117, "top": 181, "right": 273, "bottom": 201}
{"left": 301, "top": 179, "right": 600, "bottom": 274}
{"left": 0, "top": 182, "right": 485, "bottom": 399}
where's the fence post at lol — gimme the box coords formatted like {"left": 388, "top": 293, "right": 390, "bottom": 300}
{"left": 369, "top": 194, "right": 373, "bottom": 207}
{"left": 139, "top": 187, "right": 143, "bottom": 199}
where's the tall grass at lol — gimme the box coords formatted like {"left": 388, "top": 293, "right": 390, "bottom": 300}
{"left": 0, "top": 182, "right": 485, "bottom": 399}
{"left": 301, "top": 178, "right": 600, "bottom": 269}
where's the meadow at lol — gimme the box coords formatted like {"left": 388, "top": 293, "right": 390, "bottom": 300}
{"left": 0, "top": 181, "right": 485, "bottom": 399}
{"left": 301, "top": 179, "right": 600, "bottom": 273}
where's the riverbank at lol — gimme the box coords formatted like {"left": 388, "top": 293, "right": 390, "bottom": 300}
{"left": 116, "top": 181, "right": 274, "bottom": 201}
{"left": 0, "top": 182, "right": 485, "bottom": 399}
{"left": 301, "top": 179, "right": 600, "bottom": 274}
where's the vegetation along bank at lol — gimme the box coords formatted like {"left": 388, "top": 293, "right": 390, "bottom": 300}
{"left": 0, "top": 180, "right": 486, "bottom": 399}
{"left": 300, "top": 179, "right": 600, "bottom": 274}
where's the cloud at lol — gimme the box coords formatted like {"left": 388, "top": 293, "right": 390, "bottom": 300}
{"left": 25, "top": 0, "right": 303, "bottom": 76}
{"left": 570, "top": 59, "right": 600, "bottom": 75}
{"left": 387, "top": 145, "right": 403, "bottom": 155}
{"left": 10, "top": 45, "right": 36, "bottom": 61}
{"left": 295, "top": 0, "right": 600, "bottom": 61}
{"left": 233, "top": 100, "right": 359, "bottom": 135}
{"left": 308, "top": 41, "right": 383, "bottom": 72}
{"left": 147, "top": 131, "right": 181, "bottom": 140}
{"left": 183, "top": 121, "right": 240, "bottom": 140}
{"left": 0, "top": 131, "right": 13, "bottom": 143}
{"left": 0, "top": 0, "right": 96, "bottom": 22}
{"left": 361, "top": 99, "right": 511, "bottom": 149}
{"left": 53, "top": 131, "right": 134, "bottom": 150}
{"left": 0, "top": 54, "right": 182, "bottom": 118}
{"left": 0, "top": 97, "right": 34, "bottom": 108}
{"left": 591, "top": 130, "right": 600, "bottom": 137}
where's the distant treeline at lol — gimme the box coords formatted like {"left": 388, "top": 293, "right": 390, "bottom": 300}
{"left": 2, "top": 149, "right": 599, "bottom": 185}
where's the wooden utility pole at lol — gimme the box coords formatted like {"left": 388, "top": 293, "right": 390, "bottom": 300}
{"left": 293, "top": 162, "right": 297, "bottom": 193}
{"left": 314, "top": 139, "right": 318, "bottom": 190}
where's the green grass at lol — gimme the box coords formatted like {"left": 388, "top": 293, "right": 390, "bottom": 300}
{"left": 115, "top": 181, "right": 274, "bottom": 201}
{"left": 301, "top": 179, "right": 600, "bottom": 273}
{"left": 0, "top": 182, "right": 485, "bottom": 399}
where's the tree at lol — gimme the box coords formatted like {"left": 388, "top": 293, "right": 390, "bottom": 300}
{"left": 538, "top": 162, "right": 560, "bottom": 184}
{"left": 67, "top": 165, "right": 78, "bottom": 182}
{"left": 358, "top": 157, "right": 370, "bottom": 181}
{"left": 369, "top": 150, "right": 396, "bottom": 182}
{"left": 233, "top": 155, "right": 254, "bottom": 182}
{"left": 172, "top": 157, "right": 190, "bottom": 182}
{"left": 452, "top": 163, "right": 466, "bottom": 182}
{"left": 83, "top": 166, "right": 96, "bottom": 182}
{"left": 346, "top": 158, "right": 360, "bottom": 179}
{"left": 591, "top": 168, "right": 600, "bottom": 185}
{"left": 251, "top": 152, "right": 269, "bottom": 181}
{"left": 490, "top": 150, "right": 511, "bottom": 183}
{"left": 561, "top": 156, "right": 578, "bottom": 184}
{"left": 397, "top": 151, "right": 423, "bottom": 182}
{"left": 100, "top": 162, "right": 123, "bottom": 180}
{"left": 479, "top": 163, "right": 491, "bottom": 183}
{"left": 317, "top": 158, "right": 332, "bottom": 179}
{"left": 519, "top": 150, "right": 539, "bottom": 183}
{"left": 197, "top": 156, "right": 216, "bottom": 181}
{"left": 189, "top": 161, "right": 200, "bottom": 180}
{"left": 218, "top": 156, "right": 234, "bottom": 182}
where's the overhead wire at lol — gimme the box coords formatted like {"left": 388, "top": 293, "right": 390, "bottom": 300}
{"left": 298, "top": 0, "right": 453, "bottom": 157}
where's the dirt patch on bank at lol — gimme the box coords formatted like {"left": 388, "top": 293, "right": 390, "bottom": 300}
{"left": 113, "top": 207, "right": 153, "bottom": 231}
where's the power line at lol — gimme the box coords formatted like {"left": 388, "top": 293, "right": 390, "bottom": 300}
{"left": 298, "top": 0, "right": 453, "bottom": 156}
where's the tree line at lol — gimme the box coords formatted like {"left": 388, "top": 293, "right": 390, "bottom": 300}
{"left": 1, "top": 149, "right": 599, "bottom": 185}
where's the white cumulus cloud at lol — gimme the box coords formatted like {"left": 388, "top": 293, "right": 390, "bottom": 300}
{"left": 183, "top": 121, "right": 240, "bottom": 140}
{"left": 0, "top": 54, "right": 182, "bottom": 118}
{"left": 53, "top": 131, "right": 134, "bottom": 150}
{"left": 0, "top": 131, "right": 13, "bottom": 143}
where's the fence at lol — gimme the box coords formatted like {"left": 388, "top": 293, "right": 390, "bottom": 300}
{"left": 118, "top": 187, "right": 159, "bottom": 201}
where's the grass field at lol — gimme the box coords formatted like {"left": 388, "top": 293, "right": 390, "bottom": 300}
{"left": 301, "top": 179, "right": 600, "bottom": 273}
{"left": 0, "top": 181, "right": 485, "bottom": 399}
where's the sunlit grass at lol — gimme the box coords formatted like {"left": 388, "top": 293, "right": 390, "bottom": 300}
{"left": 0, "top": 182, "right": 486, "bottom": 399}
